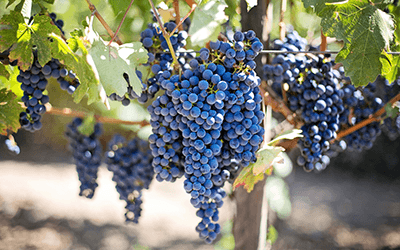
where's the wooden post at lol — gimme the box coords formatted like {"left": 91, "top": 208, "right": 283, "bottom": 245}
{"left": 233, "top": 1, "right": 268, "bottom": 250}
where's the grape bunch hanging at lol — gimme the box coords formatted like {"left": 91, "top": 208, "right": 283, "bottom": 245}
{"left": 147, "top": 29, "right": 265, "bottom": 243}
{"left": 263, "top": 30, "right": 399, "bottom": 172}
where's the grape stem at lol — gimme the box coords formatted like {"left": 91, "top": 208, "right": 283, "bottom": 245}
{"left": 334, "top": 92, "right": 400, "bottom": 141}
{"left": 85, "top": 0, "right": 123, "bottom": 45}
{"left": 19, "top": 102, "right": 149, "bottom": 126}
{"left": 108, "top": 0, "right": 136, "bottom": 46}
{"left": 147, "top": 0, "right": 179, "bottom": 65}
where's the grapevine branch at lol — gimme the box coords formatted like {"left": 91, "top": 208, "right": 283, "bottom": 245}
{"left": 147, "top": 0, "right": 179, "bottom": 65}
{"left": 320, "top": 29, "right": 327, "bottom": 51}
{"left": 85, "top": 0, "right": 123, "bottom": 45}
{"left": 261, "top": 83, "right": 299, "bottom": 125}
{"left": 334, "top": 92, "right": 400, "bottom": 141}
{"left": 19, "top": 103, "right": 149, "bottom": 126}
{"left": 170, "top": 4, "right": 197, "bottom": 35}
{"left": 108, "top": 0, "right": 136, "bottom": 46}
{"left": 173, "top": 0, "right": 181, "bottom": 30}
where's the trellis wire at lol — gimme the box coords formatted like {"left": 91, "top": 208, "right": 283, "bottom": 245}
{"left": 168, "top": 50, "right": 400, "bottom": 55}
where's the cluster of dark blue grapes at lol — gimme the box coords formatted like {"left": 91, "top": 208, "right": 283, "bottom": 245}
{"left": 287, "top": 56, "right": 344, "bottom": 171}
{"left": 49, "top": 12, "right": 65, "bottom": 35}
{"left": 337, "top": 81, "right": 384, "bottom": 152}
{"left": 18, "top": 55, "right": 79, "bottom": 132}
{"left": 108, "top": 20, "right": 192, "bottom": 106}
{"left": 105, "top": 135, "right": 154, "bottom": 223}
{"left": 137, "top": 21, "right": 191, "bottom": 104}
{"left": 263, "top": 31, "right": 308, "bottom": 97}
{"left": 262, "top": 31, "right": 397, "bottom": 171}
{"left": 271, "top": 29, "right": 307, "bottom": 52}
{"left": 147, "top": 30, "right": 264, "bottom": 243}
{"left": 379, "top": 77, "right": 400, "bottom": 140}
{"left": 65, "top": 118, "right": 103, "bottom": 199}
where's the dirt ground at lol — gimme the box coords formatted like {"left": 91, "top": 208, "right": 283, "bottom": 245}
{"left": 1, "top": 132, "right": 400, "bottom": 250}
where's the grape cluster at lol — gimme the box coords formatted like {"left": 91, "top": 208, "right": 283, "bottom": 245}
{"left": 271, "top": 29, "right": 308, "bottom": 52}
{"left": 105, "top": 135, "right": 154, "bottom": 223}
{"left": 380, "top": 77, "right": 400, "bottom": 140}
{"left": 262, "top": 30, "right": 392, "bottom": 171}
{"left": 338, "top": 81, "right": 383, "bottom": 152}
{"left": 148, "top": 30, "right": 264, "bottom": 243}
{"left": 263, "top": 31, "right": 308, "bottom": 97}
{"left": 18, "top": 55, "right": 79, "bottom": 132}
{"left": 137, "top": 21, "right": 191, "bottom": 103}
{"left": 65, "top": 118, "right": 103, "bottom": 199}
{"left": 107, "top": 20, "right": 191, "bottom": 106}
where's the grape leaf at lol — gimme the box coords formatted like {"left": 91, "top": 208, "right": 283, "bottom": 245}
{"left": 77, "top": 114, "right": 96, "bottom": 136}
{"left": 189, "top": 0, "right": 228, "bottom": 47}
{"left": 268, "top": 129, "right": 303, "bottom": 146}
{"left": 89, "top": 36, "right": 147, "bottom": 97}
{"left": 0, "top": 12, "right": 61, "bottom": 70}
{"left": 48, "top": 34, "right": 105, "bottom": 107}
{"left": 245, "top": 0, "right": 257, "bottom": 11}
{"left": 252, "top": 145, "right": 285, "bottom": 175}
{"left": 319, "top": 1, "right": 394, "bottom": 86}
{"left": 233, "top": 145, "right": 285, "bottom": 192}
{"left": 0, "top": 64, "right": 10, "bottom": 80}
{"left": 302, "top": 0, "right": 340, "bottom": 14}
{"left": 0, "top": 88, "right": 24, "bottom": 135}
{"left": 0, "top": 11, "right": 26, "bottom": 54}
{"left": 384, "top": 47, "right": 400, "bottom": 83}
{"left": 232, "top": 165, "right": 265, "bottom": 193}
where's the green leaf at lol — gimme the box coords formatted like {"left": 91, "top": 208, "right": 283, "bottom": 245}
{"left": 268, "top": 129, "right": 303, "bottom": 146}
{"left": 385, "top": 102, "right": 400, "bottom": 119}
{"left": 1, "top": 13, "right": 61, "bottom": 70}
{"left": 318, "top": 1, "right": 394, "bottom": 86}
{"left": 384, "top": 48, "right": 400, "bottom": 82}
{"left": 0, "top": 11, "right": 26, "bottom": 53}
{"left": 89, "top": 36, "right": 147, "bottom": 97}
{"left": 233, "top": 144, "right": 286, "bottom": 192}
{"left": 189, "top": 0, "right": 228, "bottom": 46}
{"left": 302, "top": 0, "right": 338, "bottom": 14}
{"left": 245, "top": 0, "right": 257, "bottom": 11}
{"left": 252, "top": 145, "right": 285, "bottom": 175}
{"left": 48, "top": 34, "right": 105, "bottom": 107}
{"left": 77, "top": 114, "right": 96, "bottom": 136}
{"left": 267, "top": 225, "right": 278, "bottom": 245}
{"left": 0, "top": 88, "right": 24, "bottom": 135}
{"left": 0, "top": 64, "right": 11, "bottom": 80}
{"left": 232, "top": 165, "right": 265, "bottom": 193}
